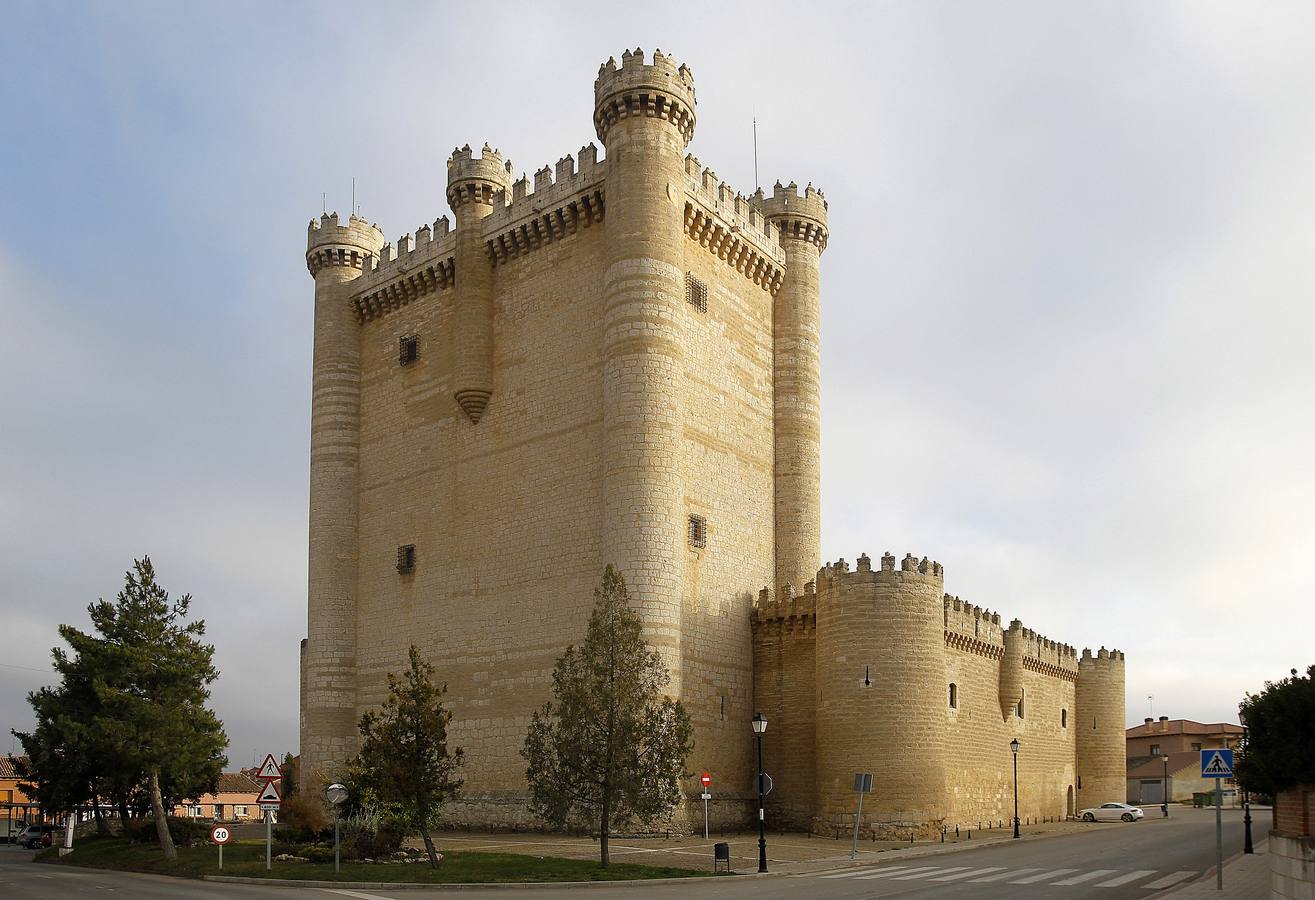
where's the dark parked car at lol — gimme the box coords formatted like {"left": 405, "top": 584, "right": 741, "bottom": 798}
{"left": 18, "top": 824, "right": 62, "bottom": 849}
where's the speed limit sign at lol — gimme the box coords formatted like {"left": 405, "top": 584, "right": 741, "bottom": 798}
{"left": 210, "top": 825, "right": 231, "bottom": 844}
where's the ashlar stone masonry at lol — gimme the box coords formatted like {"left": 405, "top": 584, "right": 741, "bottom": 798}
{"left": 300, "top": 47, "right": 1125, "bottom": 832}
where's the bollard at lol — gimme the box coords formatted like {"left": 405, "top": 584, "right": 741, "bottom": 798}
{"left": 955, "top": 825, "right": 960, "bottom": 837}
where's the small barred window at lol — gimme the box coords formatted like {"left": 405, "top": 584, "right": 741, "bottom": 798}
{"left": 687, "top": 514, "right": 707, "bottom": 549}
{"left": 399, "top": 335, "right": 419, "bottom": 366}
{"left": 396, "top": 544, "right": 416, "bottom": 574}
{"left": 685, "top": 274, "right": 708, "bottom": 313}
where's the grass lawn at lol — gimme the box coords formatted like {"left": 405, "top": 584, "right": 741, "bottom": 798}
{"left": 39, "top": 836, "right": 713, "bottom": 883}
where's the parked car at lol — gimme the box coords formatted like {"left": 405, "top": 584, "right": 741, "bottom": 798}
{"left": 1079, "top": 802, "right": 1145, "bottom": 822}
{"left": 18, "top": 824, "right": 62, "bottom": 849}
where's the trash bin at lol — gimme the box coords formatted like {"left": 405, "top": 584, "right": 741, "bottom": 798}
{"left": 714, "top": 841, "right": 730, "bottom": 872}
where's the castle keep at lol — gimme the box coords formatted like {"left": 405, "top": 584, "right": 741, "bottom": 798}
{"left": 300, "top": 48, "right": 1125, "bottom": 832}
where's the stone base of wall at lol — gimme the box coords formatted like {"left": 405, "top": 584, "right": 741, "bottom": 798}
{"left": 810, "top": 816, "right": 944, "bottom": 842}
{"left": 433, "top": 794, "right": 757, "bottom": 834}
{"left": 1270, "top": 831, "right": 1315, "bottom": 900}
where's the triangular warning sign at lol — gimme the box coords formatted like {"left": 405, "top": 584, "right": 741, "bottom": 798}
{"left": 256, "top": 754, "right": 282, "bottom": 780}
{"left": 256, "top": 780, "right": 281, "bottom": 804}
{"left": 1202, "top": 752, "right": 1231, "bottom": 775}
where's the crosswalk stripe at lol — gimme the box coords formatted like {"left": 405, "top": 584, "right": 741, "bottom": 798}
{"left": 1144, "top": 871, "right": 1197, "bottom": 889}
{"left": 1096, "top": 870, "right": 1157, "bottom": 887}
{"left": 973, "top": 867, "right": 1041, "bottom": 882}
{"left": 818, "top": 868, "right": 879, "bottom": 879}
{"left": 1053, "top": 869, "right": 1119, "bottom": 885}
{"left": 1011, "top": 868, "right": 1079, "bottom": 883}
{"left": 894, "top": 866, "right": 970, "bottom": 880}
{"left": 858, "top": 865, "right": 940, "bottom": 880}
{"left": 929, "top": 867, "right": 1007, "bottom": 882}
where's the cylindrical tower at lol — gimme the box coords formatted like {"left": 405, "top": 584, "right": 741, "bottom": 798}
{"left": 999, "top": 619, "right": 1026, "bottom": 720}
{"left": 447, "top": 143, "right": 512, "bottom": 423}
{"left": 1075, "top": 647, "right": 1127, "bottom": 808}
{"left": 814, "top": 553, "right": 947, "bottom": 831}
{"left": 303, "top": 212, "right": 384, "bottom": 781}
{"left": 754, "top": 182, "right": 828, "bottom": 600}
{"left": 593, "top": 48, "right": 696, "bottom": 690}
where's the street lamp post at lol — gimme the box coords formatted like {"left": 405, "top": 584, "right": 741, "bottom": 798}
{"left": 1162, "top": 754, "right": 1170, "bottom": 818}
{"left": 326, "top": 783, "right": 348, "bottom": 874}
{"left": 1241, "top": 724, "right": 1254, "bottom": 854}
{"left": 1010, "top": 739, "right": 1021, "bottom": 839}
{"left": 752, "top": 713, "right": 768, "bottom": 873}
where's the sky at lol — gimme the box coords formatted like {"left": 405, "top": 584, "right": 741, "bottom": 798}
{"left": 1, "top": 1, "right": 1312, "bottom": 767}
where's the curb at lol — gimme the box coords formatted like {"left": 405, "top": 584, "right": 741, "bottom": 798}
{"left": 201, "top": 874, "right": 729, "bottom": 890}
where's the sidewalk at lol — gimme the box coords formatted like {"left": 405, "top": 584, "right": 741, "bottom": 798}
{"left": 1160, "top": 841, "right": 1270, "bottom": 899}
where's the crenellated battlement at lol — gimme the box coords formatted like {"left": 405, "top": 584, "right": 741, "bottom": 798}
{"left": 1080, "top": 646, "right": 1127, "bottom": 666}
{"left": 819, "top": 551, "right": 945, "bottom": 585}
{"left": 350, "top": 216, "right": 456, "bottom": 322}
{"left": 682, "top": 154, "right": 785, "bottom": 295}
{"left": 751, "top": 180, "right": 829, "bottom": 252}
{"left": 481, "top": 144, "right": 607, "bottom": 267}
{"left": 447, "top": 143, "right": 514, "bottom": 210}
{"left": 306, "top": 212, "right": 386, "bottom": 276}
{"left": 751, "top": 584, "right": 817, "bottom": 630}
{"left": 594, "top": 48, "right": 696, "bottom": 146}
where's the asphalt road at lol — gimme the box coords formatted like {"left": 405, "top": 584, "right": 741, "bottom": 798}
{"left": 0, "top": 807, "right": 1253, "bottom": 899}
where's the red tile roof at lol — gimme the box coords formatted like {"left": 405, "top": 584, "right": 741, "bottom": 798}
{"left": 1126, "top": 719, "right": 1243, "bottom": 738}
{"left": 215, "top": 773, "right": 261, "bottom": 794}
{"left": 0, "top": 756, "right": 29, "bottom": 780}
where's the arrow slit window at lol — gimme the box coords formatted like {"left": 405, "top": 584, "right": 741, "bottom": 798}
{"left": 948, "top": 682, "right": 958, "bottom": 709}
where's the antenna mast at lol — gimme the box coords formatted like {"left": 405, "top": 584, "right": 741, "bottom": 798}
{"left": 753, "top": 117, "right": 759, "bottom": 192}
{"left": 352, "top": 177, "right": 356, "bottom": 217}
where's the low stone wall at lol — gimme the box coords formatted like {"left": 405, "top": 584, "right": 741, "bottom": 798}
{"left": 1269, "top": 830, "right": 1314, "bottom": 900}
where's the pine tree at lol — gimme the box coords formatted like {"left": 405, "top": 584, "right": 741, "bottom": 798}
{"left": 21, "top": 558, "right": 228, "bottom": 859}
{"left": 348, "top": 645, "right": 463, "bottom": 868}
{"left": 522, "top": 565, "right": 694, "bottom": 867}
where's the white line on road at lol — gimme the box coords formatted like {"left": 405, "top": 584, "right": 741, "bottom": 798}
{"left": 1096, "top": 869, "right": 1157, "bottom": 887}
{"left": 1052, "top": 869, "right": 1119, "bottom": 885}
{"left": 1011, "top": 868, "right": 1079, "bottom": 883}
{"left": 858, "top": 865, "right": 939, "bottom": 880}
{"left": 929, "top": 866, "right": 1007, "bottom": 881}
{"left": 894, "top": 866, "right": 970, "bottom": 880}
{"left": 973, "top": 867, "right": 1041, "bottom": 882}
{"left": 819, "top": 868, "right": 882, "bottom": 878}
{"left": 320, "top": 890, "right": 397, "bottom": 900}
{"left": 1143, "top": 870, "right": 1198, "bottom": 889}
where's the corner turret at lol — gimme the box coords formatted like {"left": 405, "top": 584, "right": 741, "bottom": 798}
{"left": 306, "top": 212, "right": 386, "bottom": 276}
{"left": 752, "top": 181, "right": 829, "bottom": 252}
{"left": 594, "top": 47, "right": 696, "bottom": 147}
{"left": 446, "top": 144, "right": 511, "bottom": 424}
{"left": 1075, "top": 646, "right": 1127, "bottom": 811}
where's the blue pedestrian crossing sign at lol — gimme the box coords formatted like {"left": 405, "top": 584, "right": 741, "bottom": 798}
{"left": 1200, "top": 748, "right": 1234, "bottom": 778}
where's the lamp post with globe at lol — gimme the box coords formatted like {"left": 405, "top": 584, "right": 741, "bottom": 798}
{"left": 326, "top": 783, "right": 349, "bottom": 873}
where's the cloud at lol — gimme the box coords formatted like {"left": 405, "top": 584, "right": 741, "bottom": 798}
{"left": 2, "top": 1, "right": 1313, "bottom": 760}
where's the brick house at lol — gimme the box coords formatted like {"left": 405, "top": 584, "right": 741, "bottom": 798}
{"left": 172, "top": 772, "right": 263, "bottom": 822}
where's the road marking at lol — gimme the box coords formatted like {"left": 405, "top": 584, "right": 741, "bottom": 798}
{"left": 1143, "top": 870, "right": 1198, "bottom": 889}
{"left": 1096, "top": 869, "right": 1157, "bottom": 887}
{"left": 974, "top": 867, "right": 1041, "bottom": 882}
{"left": 1011, "top": 868, "right": 1079, "bottom": 883}
{"left": 320, "top": 890, "right": 396, "bottom": 900}
{"left": 858, "top": 865, "right": 939, "bottom": 880}
{"left": 819, "top": 868, "right": 879, "bottom": 878}
{"left": 1052, "top": 869, "right": 1119, "bottom": 885}
{"left": 895, "top": 866, "right": 970, "bottom": 880}
{"left": 930, "top": 866, "right": 1007, "bottom": 881}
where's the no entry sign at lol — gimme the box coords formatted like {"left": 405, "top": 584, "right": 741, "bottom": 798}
{"left": 700, "top": 772, "right": 711, "bottom": 787}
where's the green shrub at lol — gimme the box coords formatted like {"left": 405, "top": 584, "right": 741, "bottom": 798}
{"left": 343, "top": 818, "right": 404, "bottom": 860}
{"left": 297, "top": 843, "right": 337, "bottom": 863}
{"left": 121, "top": 816, "right": 211, "bottom": 848}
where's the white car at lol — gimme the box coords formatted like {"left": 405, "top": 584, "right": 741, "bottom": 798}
{"left": 1079, "top": 802, "right": 1145, "bottom": 822}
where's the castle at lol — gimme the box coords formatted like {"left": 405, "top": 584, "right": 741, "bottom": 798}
{"left": 299, "top": 48, "right": 1126, "bottom": 833}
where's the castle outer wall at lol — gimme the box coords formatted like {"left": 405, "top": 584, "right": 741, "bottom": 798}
{"left": 753, "top": 552, "right": 1125, "bottom": 833}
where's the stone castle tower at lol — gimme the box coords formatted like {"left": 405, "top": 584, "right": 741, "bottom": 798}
{"left": 300, "top": 48, "right": 1124, "bottom": 830}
